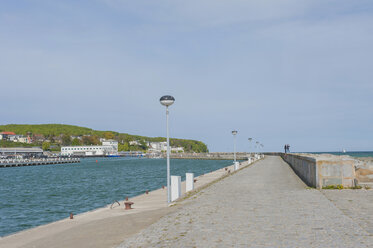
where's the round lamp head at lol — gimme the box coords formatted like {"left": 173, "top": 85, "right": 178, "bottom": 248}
{"left": 248, "top": 138, "right": 252, "bottom": 141}
{"left": 232, "top": 130, "right": 238, "bottom": 135}
{"left": 160, "top": 95, "right": 175, "bottom": 106}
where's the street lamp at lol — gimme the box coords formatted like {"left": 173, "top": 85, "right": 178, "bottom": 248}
{"left": 232, "top": 130, "right": 238, "bottom": 163}
{"left": 160, "top": 95, "right": 175, "bottom": 204}
{"left": 248, "top": 138, "right": 252, "bottom": 157}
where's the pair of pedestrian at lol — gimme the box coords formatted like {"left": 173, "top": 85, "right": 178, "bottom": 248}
{"left": 284, "top": 144, "right": 290, "bottom": 153}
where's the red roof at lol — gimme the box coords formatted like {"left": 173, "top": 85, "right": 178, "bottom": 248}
{"left": 1, "top": 132, "right": 16, "bottom": 135}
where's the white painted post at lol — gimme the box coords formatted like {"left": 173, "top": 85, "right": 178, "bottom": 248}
{"left": 234, "top": 161, "right": 240, "bottom": 170}
{"left": 186, "top": 173, "right": 194, "bottom": 192}
{"left": 171, "top": 175, "right": 181, "bottom": 202}
{"left": 248, "top": 157, "right": 252, "bottom": 164}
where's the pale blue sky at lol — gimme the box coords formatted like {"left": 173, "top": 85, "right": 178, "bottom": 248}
{"left": 1, "top": 0, "right": 372, "bottom": 152}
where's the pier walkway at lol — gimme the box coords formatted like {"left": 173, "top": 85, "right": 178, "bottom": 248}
{"left": 119, "top": 156, "right": 373, "bottom": 247}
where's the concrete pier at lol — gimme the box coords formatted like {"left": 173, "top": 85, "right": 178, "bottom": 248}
{"left": 119, "top": 156, "right": 373, "bottom": 248}
{"left": 0, "top": 157, "right": 80, "bottom": 168}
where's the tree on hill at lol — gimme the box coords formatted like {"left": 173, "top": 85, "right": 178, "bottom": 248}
{"left": 82, "top": 135, "right": 100, "bottom": 145}
{"left": 104, "top": 132, "right": 115, "bottom": 140}
{"left": 71, "top": 138, "right": 81, "bottom": 146}
{"left": 62, "top": 134, "right": 71, "bottom": 146}
{"left": 118, "top": 142, "right": 130, "bottom": 151}
{"left": 42, "top": 142, "right": 50, "bottom": 151}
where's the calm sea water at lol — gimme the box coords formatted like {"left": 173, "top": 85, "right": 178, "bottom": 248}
{"left": 311, "top": 151, "right": 373, "bottom": 157}
{"left": 0, "top": 158, "right": 232, "bottom": 237}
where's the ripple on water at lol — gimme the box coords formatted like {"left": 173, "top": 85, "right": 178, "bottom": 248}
{"left": 0, "top": 158, "right": 232, "bottom": 237}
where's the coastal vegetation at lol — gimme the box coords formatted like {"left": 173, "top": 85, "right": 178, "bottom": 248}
{"left": 0, "top": 140, "right": 34, "bottom": 148}
{"left": 0, "top": 124, "right": 209, "bottom": 153}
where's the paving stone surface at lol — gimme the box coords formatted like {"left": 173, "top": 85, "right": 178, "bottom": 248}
{"left": 118, "top": 156, "right": 373, "bottom": 248}
{"left": 322, "top": 189, "right": 373, "bottom": 235}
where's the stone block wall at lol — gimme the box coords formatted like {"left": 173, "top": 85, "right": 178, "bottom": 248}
{"left": 281, "top": 154, "right": 356, "bottom": 188}
{"left": 281, "top": 154, "right": 317, "bottom": 187}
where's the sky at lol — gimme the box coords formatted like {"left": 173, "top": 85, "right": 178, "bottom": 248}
{"left": 1, "top": 0, "right": 372, "bottom": 152}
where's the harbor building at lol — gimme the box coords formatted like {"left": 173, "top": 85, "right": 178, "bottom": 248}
{"left": 148, "top": 142, "right": 168, "bottom": 151}
{"left": 61, "top": 140, "right": 118, "bottom": 157}
{"left": 148, "top": 141, "right": 184, "bottom": 153}
{"left": 0, "top": 147, "right": 44, "bottom": 157}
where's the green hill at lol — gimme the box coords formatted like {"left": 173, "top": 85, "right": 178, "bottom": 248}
{"left": 0, "top": 124, "right": 208, "bottom": 153}
{"left": 0, "top": 124, "right": 96, "bottom": 136}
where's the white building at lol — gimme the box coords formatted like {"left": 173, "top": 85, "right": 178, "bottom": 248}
{"left": 14, "top": 136, "right": 29, "bottom": 143}
{"left": 129, "top": 140, "right": 140, "bottom": 146}
{"left": 102, "top": 140, "right": 118, "bottom": 151}
{"left": 148, "top": 142, "right": 167, "bottom": 152}
{"left": 61, "top": 140, "right": 118, "bottom": 156}
{"left": 171, "top": 147, "right": 184, "bottom": 153}
{"left": 147, "top": 141, "right": 184, "bottom": 153}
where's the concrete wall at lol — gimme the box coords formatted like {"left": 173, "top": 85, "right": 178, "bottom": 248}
{"left": 281, "top": 154, "right": 317, "bottom": 187}
{"left": 281, "top": 154, "right": 355, "bottom": 188}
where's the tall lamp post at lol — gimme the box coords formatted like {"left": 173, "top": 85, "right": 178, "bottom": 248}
{"left": 160, "top": 95, "right": 175, "bottom": 204}
{"left": 248, "top": 138, "right": 252, "bottom": 157}
{"left": 232, "top": 130, "right": 238, "bottom": 163}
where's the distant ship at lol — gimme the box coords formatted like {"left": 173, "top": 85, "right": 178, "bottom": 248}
{"left": 342, "top": 149, "right": 347, "bottom": 153}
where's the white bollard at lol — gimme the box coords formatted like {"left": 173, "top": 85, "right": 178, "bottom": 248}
{"left": 186, "top": 173, "right": 194, "bottom": 192}
{"left": 248, "top": 157, "right": 253, "bottom": 164}
{"left": 234, "top": 161, "right": 240, "bottom": 170}
{"left": 171, "top": 175, "right": 181, "bottom": 202}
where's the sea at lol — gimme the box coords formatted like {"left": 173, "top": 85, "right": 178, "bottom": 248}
{"left": 0, "top": 158, "right": 232, "bottom": 237}
{"left": 310, "top": 151, "right": 373, "bottom": 158}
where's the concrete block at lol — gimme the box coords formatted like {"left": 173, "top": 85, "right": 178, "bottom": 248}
{"left": 342, "top": 164, "right": 354, "bottom": 177}
{"left": 186, "top": 173, "right": 194, "bottom": 192}
{"left": 248, "top": 157, "right": 253, "bottom": 164}
{"left": 321, "top": 164, "right": 342, "bottom": 177}
{"left": 342, "top": 178, "right": 354, "bottom": 187}
{"left": 171, "top": 175, "right": 181, "bottom": 202}
{"left": 323, "top": 178, "right": 342, "bottom": 186}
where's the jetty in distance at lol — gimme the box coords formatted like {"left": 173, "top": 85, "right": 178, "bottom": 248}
{"left": 0, "top": 157, "right": 80, "bottom": 168}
